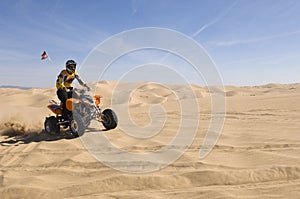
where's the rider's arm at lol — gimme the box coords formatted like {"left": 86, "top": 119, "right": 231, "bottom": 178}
{"left": 75, "top": 73, "right": 85, "bottom": 86}
{"left": 75, "top": 72, "right": 90, "bottom": 90}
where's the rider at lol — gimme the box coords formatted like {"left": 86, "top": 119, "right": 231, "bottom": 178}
{"left": 56, "top": 59, "right": 90, "bottom": 119}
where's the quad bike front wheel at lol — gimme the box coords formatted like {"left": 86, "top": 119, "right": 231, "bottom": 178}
{"left": 70, "top": 111, "right": 86, "bottom": 137}
{"left": 44, "top": 116, "right": 60, "bottom": 134}
{"left": 101, "top": 109, "right": 118, "bottom": 130}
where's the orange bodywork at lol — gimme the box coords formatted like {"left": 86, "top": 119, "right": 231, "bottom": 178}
{"left": 66, "top": 98, "right": 80, "bottom": 111}
{"left": 94, "top": 95, "right": 102, "bottom": 106}
{"left": 47, "top": 104, "right": 62, "bottom": 115}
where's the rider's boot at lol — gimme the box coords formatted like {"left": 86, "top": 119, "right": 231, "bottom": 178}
{"left": 61, "top": 109, "right": 69, "bottom": 129}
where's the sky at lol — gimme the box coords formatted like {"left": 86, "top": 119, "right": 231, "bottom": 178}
{"left": 0, "top": 0, "right": 300, "bottom": 87}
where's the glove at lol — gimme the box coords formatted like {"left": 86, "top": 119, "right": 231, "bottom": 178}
{"left": 84, "top": 84, "right": 91, "bottom": 91}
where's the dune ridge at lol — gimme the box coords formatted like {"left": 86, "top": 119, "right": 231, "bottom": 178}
{"left": 0, "top": 81, "right": 300, "bottom": 198}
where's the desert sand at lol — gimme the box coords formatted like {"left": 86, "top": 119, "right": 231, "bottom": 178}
{"left": 0, "top": 81, "right": 300, "bottom": 198}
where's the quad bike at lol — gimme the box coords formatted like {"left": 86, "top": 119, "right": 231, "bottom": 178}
{"left": 44, "top": 87, "right": 118, "bottom": 137}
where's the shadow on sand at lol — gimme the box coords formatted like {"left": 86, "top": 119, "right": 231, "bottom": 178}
{"left": 0, "top": 130, "right": 75, "bottom": 146}
{"left": 0, "top": 127, "right": 107, "bottom": 146}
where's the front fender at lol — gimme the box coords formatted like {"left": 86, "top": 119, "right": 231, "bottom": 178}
{"left": 66, "top": 98, "right": 80, "bottom": 111}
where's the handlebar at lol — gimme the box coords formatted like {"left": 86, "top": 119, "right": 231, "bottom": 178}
{"left": 73, "top": 87, "right": 88, "bottom": 95}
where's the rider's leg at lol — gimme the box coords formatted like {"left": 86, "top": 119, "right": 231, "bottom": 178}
{"left": 67, "top": 89, "right": 79, "bottom": 99}
{"left": 56, "top": 88, "right": 68, "bottom": 118}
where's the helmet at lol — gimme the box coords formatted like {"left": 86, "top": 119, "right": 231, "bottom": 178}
{"left": 66, "top": 60, "right": 77, "bottom": 74}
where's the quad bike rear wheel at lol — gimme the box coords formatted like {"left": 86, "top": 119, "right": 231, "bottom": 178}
{"left": 101, "top": 109, "right": 118, "bottom": 130}
{"left": 44, "top": 116, "right": 60, "bottom": 134}
{"left": 70, "top": 111, "right": 86, "bottom": 137}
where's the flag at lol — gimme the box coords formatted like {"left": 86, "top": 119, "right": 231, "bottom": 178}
{"left": 41, "top": 51, "right": 48, "bottom": 60}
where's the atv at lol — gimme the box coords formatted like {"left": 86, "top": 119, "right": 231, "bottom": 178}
{"left": 44, "top": 87, "right": 118, "bottom": 137}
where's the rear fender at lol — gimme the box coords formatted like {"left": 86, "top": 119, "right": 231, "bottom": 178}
{"left": 47, "top": 104, "right": 62, "bottom": 115}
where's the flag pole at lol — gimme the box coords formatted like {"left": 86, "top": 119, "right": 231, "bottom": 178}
{"left": 47, "top": 55, "right": 53, "bottom": 63}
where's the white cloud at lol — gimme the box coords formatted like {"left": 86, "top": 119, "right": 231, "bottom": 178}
{"left": 131, "top": 0, "right": 138, "bottom": 14}
{"left": 209, "top": 29, "right": 300, "bottom": 47}
{"left": 0, "top": 49, "right": 36, "bottom": 62}
{"left": 192, "top": 0, "right": 239, "bottom": 38}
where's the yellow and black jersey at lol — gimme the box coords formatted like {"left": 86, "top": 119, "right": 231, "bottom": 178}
{"left": 56, "top": 69, "right": 85, "bottom": 90}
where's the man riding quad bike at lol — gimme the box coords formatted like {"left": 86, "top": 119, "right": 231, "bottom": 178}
{"left": 56, "top": 59, "right": 90, "bottom": 119}
{"left": 44, "top": 60, "right": 118, "bottom": 137}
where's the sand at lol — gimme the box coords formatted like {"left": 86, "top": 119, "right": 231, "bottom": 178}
{"left": 0, "top": 81, "right": 300, "bottom": 198}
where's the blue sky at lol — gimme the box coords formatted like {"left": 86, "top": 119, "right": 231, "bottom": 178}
{"left": 0, "top": 0, "right": 300, "bottom": 87}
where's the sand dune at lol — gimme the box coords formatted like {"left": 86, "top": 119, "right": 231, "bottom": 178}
{"left": 0, "top": 82, "right": 300, "bottom": 198}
